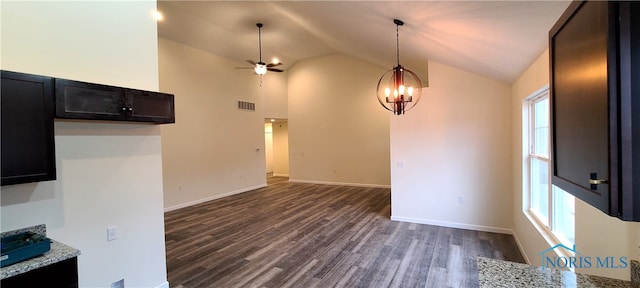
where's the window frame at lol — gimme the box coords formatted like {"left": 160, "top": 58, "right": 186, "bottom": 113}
{"left": 523, "top": 86, "right": 575, "bottom": 255}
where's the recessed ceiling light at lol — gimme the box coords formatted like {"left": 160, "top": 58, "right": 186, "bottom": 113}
{"left": 153, "top": 10, "right": 163, "bottom": 21}
{"left": 272, "top": 58, "right": 279, "bottom": 64}
{"left": 270, "top": 119, "right": 275, "bottom": 122}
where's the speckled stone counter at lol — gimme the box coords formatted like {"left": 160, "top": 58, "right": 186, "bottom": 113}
{"left": 478, "top": 257, "right": 631, "bottom": 288}
{"left": 0, "top": 224, "right": 81, "bottom": 280}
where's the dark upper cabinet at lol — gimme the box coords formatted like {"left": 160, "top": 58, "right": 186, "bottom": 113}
{"left": 56, "top": 79, "right": 175, "bottom": 124}
{"left": 1, "top": 71, "right": 56, "bottom": 186}
{"left": 550, "top": 1, "right": 640, "bottom": 221}
{"left": 125, "top": 89, "right": 175, "bottom": 123}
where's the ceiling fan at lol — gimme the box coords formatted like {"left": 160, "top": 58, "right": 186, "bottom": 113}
{"left": 237, "top": 23, "right": 283, "bottom": 75}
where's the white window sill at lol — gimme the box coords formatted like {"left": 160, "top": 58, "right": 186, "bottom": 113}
{"left": 523, "top": 209, "right": 576, "bottom": 272}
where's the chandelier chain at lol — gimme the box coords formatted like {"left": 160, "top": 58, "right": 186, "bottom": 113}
{"left": 396, "top": 23, "right": 400, "bottom": 66}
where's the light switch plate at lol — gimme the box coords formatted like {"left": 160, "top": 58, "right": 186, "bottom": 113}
{"left": 107, "top": 226, "right": 119, "bottom": 241}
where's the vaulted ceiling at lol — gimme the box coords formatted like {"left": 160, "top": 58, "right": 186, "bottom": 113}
{"left": 157, "top": 1, "right": 570, "bottom": 83}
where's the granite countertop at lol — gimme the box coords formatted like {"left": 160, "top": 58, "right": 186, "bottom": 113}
{"left": 478, "top": 257, "right": 631, "bottom": 288}
{"left": 0, "top": 224, "right": 81, "bottom": 280}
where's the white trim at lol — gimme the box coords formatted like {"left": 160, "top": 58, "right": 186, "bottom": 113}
{"left": 510, "top": 231, "right": 531, "bottom": 264}
{"left": 523, "top": 210, "right": 576, "bottom": 272}
{"left": 524, "top": 210, "right": 571, "bottom": 253}
{"left": 155, "top": 281, "right": 169, "bottom": 288}
{"left": 390, "top": 216, "right": 512, "bottom": 235}
{"left": 526, "top": 84, "right": 550, "bottom": 101}
{"left": 164, "top": 184, "right": 267, "bottom": 212}
{"left": 288, "top": 179, "right": 390, "bottom": 189}
{"left": 272, "top": 173, "right": 290, "bottom": 177}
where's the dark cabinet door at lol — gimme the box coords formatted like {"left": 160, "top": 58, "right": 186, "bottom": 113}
{"left": 618, "top": 1, "right": 640, "bottom": 219}
{"left": 55, "top": 79, "right": 127, "bottom": 121}
{"left": 126, "top": 89, "right": 175, "bottom": 123}
{"left": 1, "top": 71, "right": 56, "bottom": 186}
{"left": 551, "top": 1, "right": 613, "bottom": 213}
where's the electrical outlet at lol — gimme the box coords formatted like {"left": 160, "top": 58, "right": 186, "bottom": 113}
{"left": 396, "top": 160, "right": 405, "bottom": 168}
{"left": 107, "top": 226, "right": 119, "bottom": 241}
{"left": 457, "top": 195, "right": 464, "bottom": 204}
{"left": 111, "top": 278, "right": 124, "bottom": 288}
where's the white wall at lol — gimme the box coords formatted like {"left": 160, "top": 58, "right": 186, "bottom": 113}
{"left": 265, "top": 123, "right": 274, "bottom": 173}
{"left": 272, "top": 121, "right": 290, "bottom": 177}
{"left": 390, "top": 61, "right": 513, "bottom": 233}
{"left": 512, "top": 49, "right": 640, "bottom": 280}
{"left": 0, "top": 2, "right": 168, "bottom": 287}
{"left": 264, "top": 73, "right": 288, "bottom": 120}
{"left": 159, "top": 38, "right": 267, "bottom": 210}
{"left": 510, "top": 50, "right": 551, "bottom": 266}
{"left": 287, "top": 54, "right": 390, "bottom": 186}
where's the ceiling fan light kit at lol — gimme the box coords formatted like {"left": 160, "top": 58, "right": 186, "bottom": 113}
{"left": 255, "top": 63, "right": 267, "bottom": 75}
{"left": 376, "top": 19, "right": 423, "bottom": 115}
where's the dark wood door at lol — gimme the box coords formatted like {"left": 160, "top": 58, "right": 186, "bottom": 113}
{"left": 1, "top": 71, "right": 56, "bottom": 186}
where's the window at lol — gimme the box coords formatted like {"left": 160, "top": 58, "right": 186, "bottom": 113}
{"left": 525, "top": 88, "right": 575, "bottom": 246}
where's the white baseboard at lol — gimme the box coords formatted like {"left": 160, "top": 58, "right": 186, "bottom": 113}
{"left": 390, "top": 216, "right": 512, "bottom": 235}
{"left": 510, "top": 230, "right": 531, "bottom": 264}
{"left": 272, "top": 173, "right": 289, "bottom": 177}
{"left": 288, "top": 179, "right": 390, "bottom": 189}
{"left": 164, "top": 184, "right": 267, "bottom": 212}
{"left": 155, "top": 281, "right": 169, "bottom": 288}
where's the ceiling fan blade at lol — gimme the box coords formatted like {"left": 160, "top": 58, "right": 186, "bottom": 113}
{"left": 267, "top": 68, "right": 284, "bottom": 73}
{"left": 267, "top": 63, "right": 283, "bottom": 68}
{"left": 246, "top": 60, "right": 257, "bottom": 65}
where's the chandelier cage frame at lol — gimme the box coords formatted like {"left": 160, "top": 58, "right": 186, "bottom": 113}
{"left": 376, "top": 19, "right": 423, "bottom": 115}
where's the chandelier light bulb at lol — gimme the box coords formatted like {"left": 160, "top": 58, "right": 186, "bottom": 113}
{"left": 384, "top": 88, "right": 391, "bottom": 97}
{"left": 399, "top": 85, "right": 405, "bottom": 95}
{"left": 408, "top": 86, "right": 414, "bottom": 96}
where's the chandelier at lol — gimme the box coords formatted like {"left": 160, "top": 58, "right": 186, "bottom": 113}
{"left": 376, "top": 19, "right": 422, "bottom": 115}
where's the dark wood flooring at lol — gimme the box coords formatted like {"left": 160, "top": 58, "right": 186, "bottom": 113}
{"left": 165, "top": 175, "right": 525, "bottom": 288}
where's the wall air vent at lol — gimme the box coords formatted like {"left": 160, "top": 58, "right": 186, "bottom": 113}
{"left": 237, "top": 101, "right": 256, "bottom": 111}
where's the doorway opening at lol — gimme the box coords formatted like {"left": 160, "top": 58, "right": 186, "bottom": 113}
{"left": 264, "top": 119, "right": 289, "bottom": 183}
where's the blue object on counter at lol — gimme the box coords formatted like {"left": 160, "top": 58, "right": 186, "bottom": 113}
{"left": 0, "top": 232, "right": 51, "bottom": 267}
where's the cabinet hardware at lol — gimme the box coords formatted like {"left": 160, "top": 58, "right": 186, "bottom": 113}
{"left": 589, "top": 172, "right": 608, "bottom": 190}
